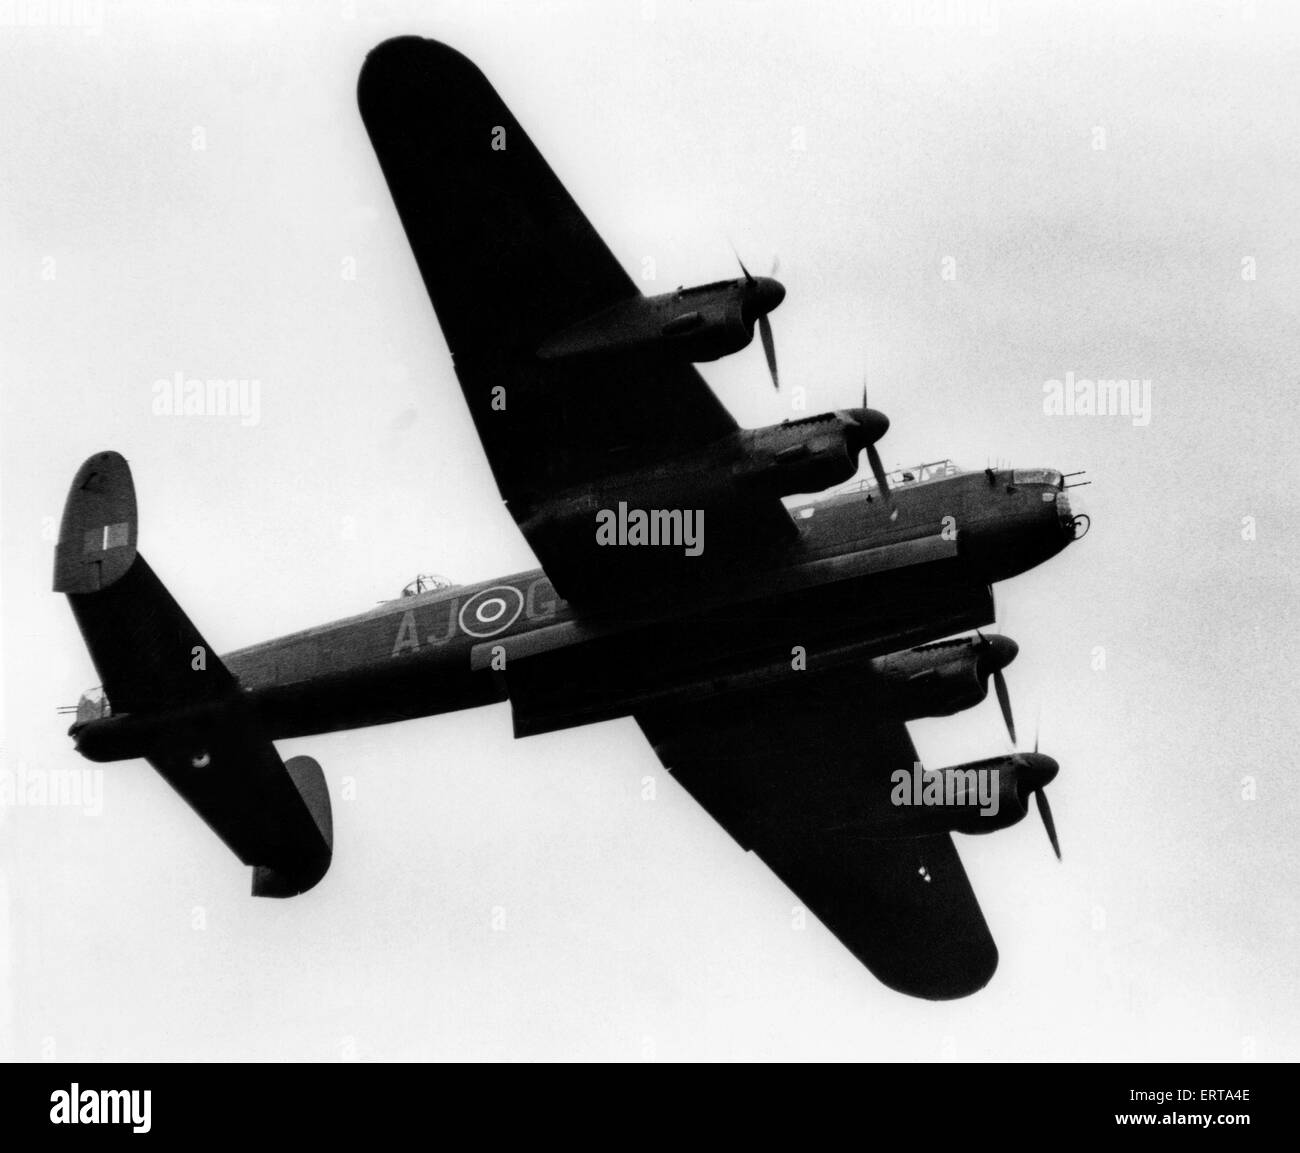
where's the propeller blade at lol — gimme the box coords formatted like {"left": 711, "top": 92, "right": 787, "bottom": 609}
{"left": 865, "top": 443, "right": 897, "bottom": 520}
{"left": 1035, "top": 789, "right": 1061, "bottom": 860}
{"left": 734, "top": 249, "right": 779, "bottom": 388}
{"left": 758, "top": 312, "right": 779, "bottom": 390}
{"left": 993, "top": 668, "right": 1016, "bottom": 745}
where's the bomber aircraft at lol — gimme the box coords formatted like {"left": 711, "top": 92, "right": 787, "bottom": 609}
{"left": 54, "top": 37, "right": 1088, "bottom": 1000}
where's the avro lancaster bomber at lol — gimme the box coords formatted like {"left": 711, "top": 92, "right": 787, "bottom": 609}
{"left": 55, "top": 37, "right": 1088, "bottom": 1000}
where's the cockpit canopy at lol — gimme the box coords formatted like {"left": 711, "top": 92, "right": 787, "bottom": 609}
{"left": 833, "top": 458, "right": 962, "bottom": 495}
{"left": 399, "top": 573, "right": 458, "bottom": 598}
{"left": 891, "top": 459, "right": 961, "bottom": 486}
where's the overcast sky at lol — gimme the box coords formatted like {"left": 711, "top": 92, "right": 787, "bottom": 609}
{"left": 2, "top": 0, "right": 1298, "bottom": 1060}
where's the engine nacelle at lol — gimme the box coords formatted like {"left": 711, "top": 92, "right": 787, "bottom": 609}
{"left": 865, "top": 633, "right": 1019, "bottom": 721}
{"left": 871, "top": 640, "right": 984, "bottom": 720}
{"left": 536, "top": 275, "right": 783, "bottom": 364}
{"left": 885, "top": 757, "right": 1029, "bottom": 836}
{"left": 733, "top": 408, "right": 889, "bottom": 500}
{"left": 735, "top": 418, "right": 857, "bottom": 497}
{"left": 865, "top": 753, "right": 1056, "bottom": 839}
{"left": 518, "top": 406, "right": 890, "bottom": 579}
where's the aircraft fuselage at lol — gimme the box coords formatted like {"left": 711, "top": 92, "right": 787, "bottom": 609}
{"left": 70, "top": 467, "right": 1074, "bottom": 762}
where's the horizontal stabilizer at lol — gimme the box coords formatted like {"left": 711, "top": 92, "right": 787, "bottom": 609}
{"left": 147, "top": 733, "right": 333, "bottom": 898}
{"left": 56, "top": 451, "right": 332, "bottom": 896}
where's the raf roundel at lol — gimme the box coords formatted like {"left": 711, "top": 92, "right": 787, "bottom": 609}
{"left": 458, "top": 585, "right": 525, "bottom": 638}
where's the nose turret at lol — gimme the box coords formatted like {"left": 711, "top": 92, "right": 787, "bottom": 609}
{"left": 961, "top": 467, "right": 1085, "bottom": 582}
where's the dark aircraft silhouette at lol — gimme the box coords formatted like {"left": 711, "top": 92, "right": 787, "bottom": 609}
{"left": 54, "top": 37, "right": 1087, "bottom": 1000}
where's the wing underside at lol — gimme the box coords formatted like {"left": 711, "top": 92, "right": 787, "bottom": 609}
{"left": 358, "top": 36, "right": 738, "bottom": 501}
{"left": 636, "top": 677, "right": 999, "bottom": 1000}
{"left": 358, "top": 37, "right": 794, "bottom": 599}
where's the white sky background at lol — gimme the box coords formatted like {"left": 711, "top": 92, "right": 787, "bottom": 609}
{"left": 2, "top": 0, "right": 1298, "bottom": 1060}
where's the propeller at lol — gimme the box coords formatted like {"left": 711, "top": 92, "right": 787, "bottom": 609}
{"left": 758, "top": 310, "right": 779, "bottom": 391}
{"left": 976, "top": 632, "right": 1060, "bottom": 859}
{"left": 974, "top": 630, "right": 1018, "bottom": 745}
{"left": 855, "top": 376, "right": 896, "bottom": 519}
{"left": 1035, "top": 787, "right": 1061, "bottom": 860}
{"left": 994, "top": 670, "right": 1015, "bottom": 745}
{"left": 1019, "top": 723, "right": 1061, "bottom": 861}
{"left": 735, "top": 254, "right": 785, "bottom": 390}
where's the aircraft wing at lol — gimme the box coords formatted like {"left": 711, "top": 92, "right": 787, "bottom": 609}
{"left": 358, "top": 37, "right": 794, "bottom": 597}
{"left": 636, "top": 678, "right": 999, "bottom": 1000}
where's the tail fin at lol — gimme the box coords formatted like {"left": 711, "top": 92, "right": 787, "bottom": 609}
{"left": 56, "top": 451, "right": 333, "bottom": 896}
{"left": 55, "top": 451, "right": 238, "bottom": 712}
